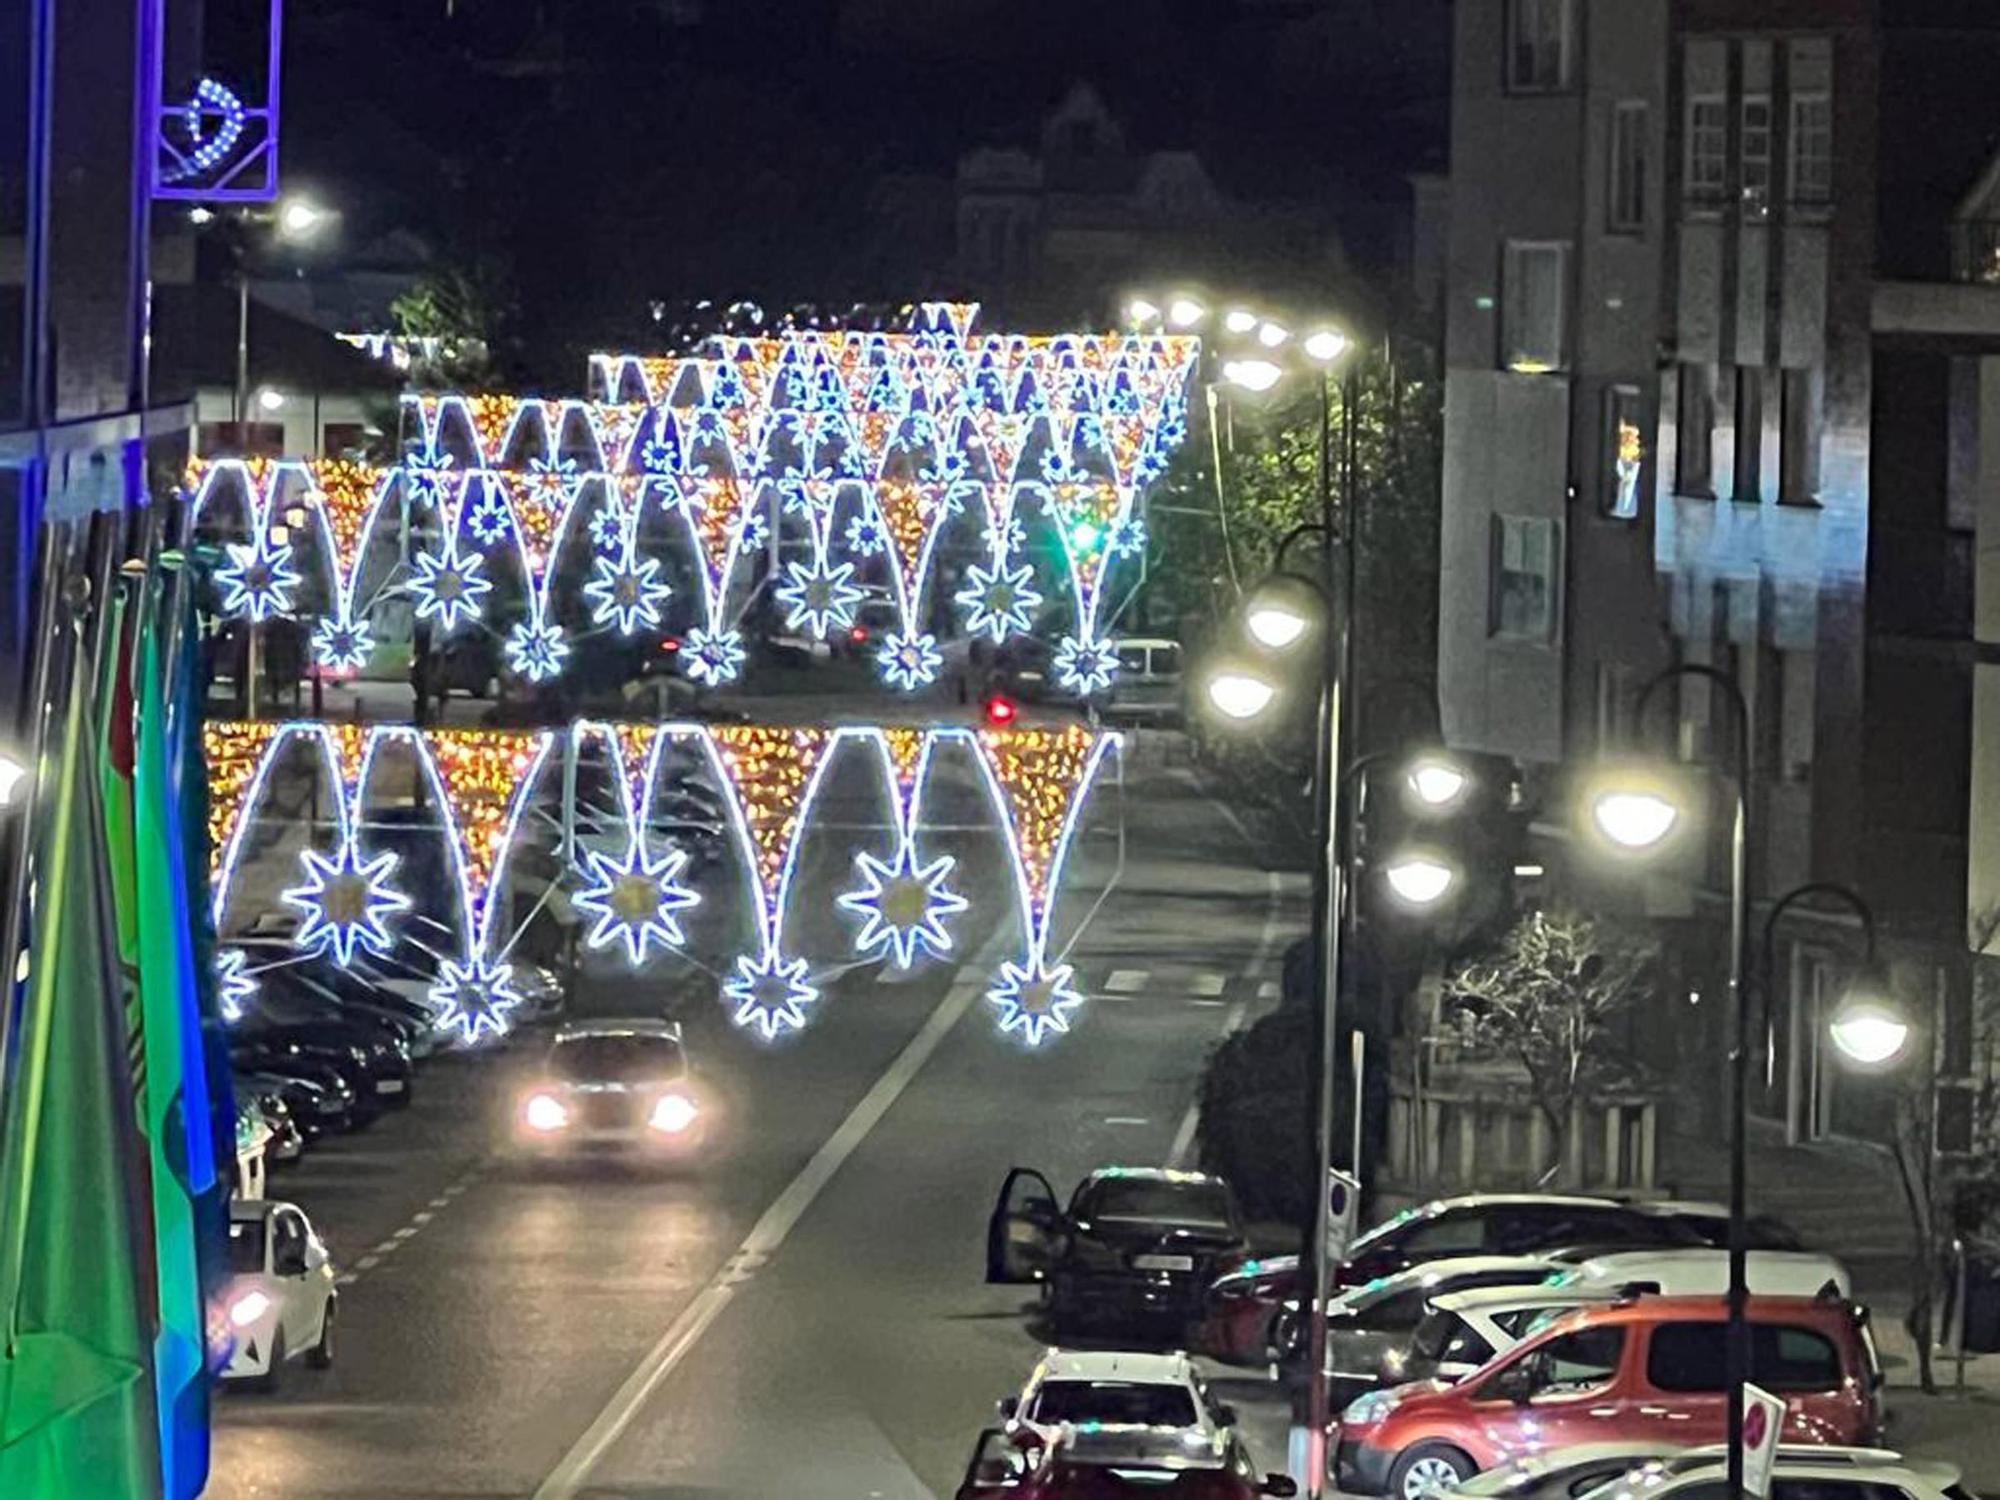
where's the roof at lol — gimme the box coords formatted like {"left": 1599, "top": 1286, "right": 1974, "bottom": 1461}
{"left": 1537, "top": 1292, "right": 1855, "bottom": 1330}
{"left": 1081, "top": 1166, "right": 1222, "bottom": 1187}
{"left": 554, "top": 1018, "right": 683, "bottom": 1042}
{"left": 1343, "top": 1255, "right": 1558, "bottom": 1305}
{"left": 153, "top": 282, "right": 405, "bottom": 397}
{"left": 1432, "top": 1282, "right": 1608, "bottom": 1316}
{"left": 1036, "top": 1349, "right": 1193, "bottom": 1384}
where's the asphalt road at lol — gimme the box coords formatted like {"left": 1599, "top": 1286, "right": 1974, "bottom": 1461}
{"left": 204, "top": 739, "right": 1304, "bottom": 1499}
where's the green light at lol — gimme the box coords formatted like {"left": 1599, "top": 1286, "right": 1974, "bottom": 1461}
{"left": 1070, "top": 521, "right": 1101, "bottom": 551}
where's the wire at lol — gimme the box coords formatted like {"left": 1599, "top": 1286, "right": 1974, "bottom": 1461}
{"left": 1205, "top": 383, "right": 1241, "bottom": 597}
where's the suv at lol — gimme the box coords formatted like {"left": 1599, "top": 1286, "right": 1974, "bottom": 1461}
{"left": 1335, "top": 1295, "right": 1884, "bottom": 1500}
{"left": 1001, "top": 1349, "right": 1233, "bottom": 1439}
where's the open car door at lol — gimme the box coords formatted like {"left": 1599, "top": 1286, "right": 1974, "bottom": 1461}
{"left": 954, "top": 1426, "right": 1034, "bottom": 1499}
{"left": 985, "top": 1166, "right": 1062, "bottom": 1284}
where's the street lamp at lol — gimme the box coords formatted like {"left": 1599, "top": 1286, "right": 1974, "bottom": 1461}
{"left": 1222, "top": 358, "right": 1284, "bottom": 394}
{"left": 1382, "top": 850, "right": 1457, "bottom": 908}
{"left": 1127, "top": 297, "right": 1162, "bottom": 326}
{"left": 1304, "top": 329, "right": 1350, "bottom": 364}
{"left": 1405, "top": 755, "right": 1471, "bottom": 813}
{"left": 1830, "top": 1000, "right": 1909, "bottom": 1067}
{"left": 1205, "top": 664, "right": 1281, "bottom": 721}
{"left": 1245, "top": 574, "right": 1323, "bottom": 652}
{"left": 1168, "top": 295, "right": 1208, "bottom": 329}
{"left": 278, "top": 196, "right": 330, "bottom": 240}
{"left": 1257, "top": 320, "right": 1291, "bottom": 348}
{"left": 1225, "top": 308, "right": 1260, "bottom": 334}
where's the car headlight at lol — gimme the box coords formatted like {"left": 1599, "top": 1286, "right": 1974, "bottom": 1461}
{"left": 649, "top": 1093, "right": 699, "bottom": 1134}
{"left": 228, "top": 1289, "right": 272, "bottom": 1328}
{"left": 1341, "top": 1390, "right": 1399, "bottom": 1428}
{"left": 524, "top": 1093, "right": 569, "bottom": 1132}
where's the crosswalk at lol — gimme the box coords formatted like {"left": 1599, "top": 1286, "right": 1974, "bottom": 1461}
{"left": 1082, "top": 967, "right": 1284, "bottom": 1007}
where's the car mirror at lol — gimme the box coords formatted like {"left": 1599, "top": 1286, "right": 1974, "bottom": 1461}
{"left": 1211, "top": 1402, "right": 1238, "bottom": 1427}
{"left": 1262, "top": 1477, "right": 1299, "bottom": 1498}
{"left": 304, "top": 1240, "right": 327, "bottom": 1271}
{"left": 1489, "top": 1364, "right": 1537, "bottom": 1404}
{"left": 996, "top": 1395, "right": 1019, "bottom": 1420}
{"left": 277, "top": 1247, "right": 307, "bottom": 1277}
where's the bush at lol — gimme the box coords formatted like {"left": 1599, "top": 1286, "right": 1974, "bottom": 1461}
{"left": 1197, "top": 1001, "right": 1314, "bottom": 1227}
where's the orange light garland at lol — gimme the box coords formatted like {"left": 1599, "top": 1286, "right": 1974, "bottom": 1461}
{"left": 201, "top": 720, "right": 283, "bottom": 878}
{"left": 708, "top": 725, "right": 830, "bottom": 915}
{"left": 976, "top": 723, "right": 1101, "bottom": 919}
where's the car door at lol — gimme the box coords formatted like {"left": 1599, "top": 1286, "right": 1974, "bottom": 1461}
{"left": 986, "top": 1168, "right": 1063, "bottom": 1284}
{"left": 269, "top": 1208, "right": 314, "bottom": 1348}
{"left": 1470, "top": 1324, "right": 1632, "bottom": 1463}
{"left": 955, "top": 1427, "right": 1032, "bottom": 1499}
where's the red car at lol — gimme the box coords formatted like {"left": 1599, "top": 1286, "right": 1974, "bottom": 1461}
{"left": 1333, "top": 1293, "right": 1884, "bottom": 1500}
{"left": 1198, "top": 1255, "right": 1301, "bottom": 1364}
{"left": 955, "top": 1424, "right": 1296, "bottom": 1499}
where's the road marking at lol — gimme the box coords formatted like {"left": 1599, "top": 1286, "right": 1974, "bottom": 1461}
{"left": 1170, "top": 868, "right": 1290, "bottom": 1169}
{"left": 1105, "top": 969, "right": 1147, "bottom": 993}
{"left": 428, "top": 1196, "right": 451, "bottom": 1208}
{"left": 335, "top": 1273, "right": 357, "bottom": 1286}
{"left": 1104, "top": 1116, "right": 1150, "bottom": 1126}
{"left": 531, "top": 968, "right": 989, "bottom": 1500}
{"left": 410, "top": 1211, "right": 434, "bottom": 1225}
{"left": 355, "top": 1254, "right": 381, "bottom": 1271}
{"left": 1190, "top": 972, "right": 1227, "bottom": 997}
{"left": 393, "top": 1226, "right": 420, "bottom": 1240}
{"left": 1190, "top": 998, "right": 1228, "bottom": 1008}
{"left": 1258, "top": 979, "right": 1280, "bottom": 1001}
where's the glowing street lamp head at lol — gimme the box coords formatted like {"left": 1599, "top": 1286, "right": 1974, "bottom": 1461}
{"left": 1304, "top": 329, "right": 1351, "bottom": 363}
{"left": 1829, "top": 998, "right": 1909, "bottom": 1067}
{"left": 256, "top": 387, "right": 286, "bottom": 412}
{"left": 1405, "top": 754, "right": 1472, "bottom": 812}
{"left": 1243, "top": 573, "right": 1323, "bottom": 652}
{"left": 1590, "top": 787, "right": 1682, "bottom": 851}
{"left": 1246, "top": 605, "right": 1309, "bottom": 650}
{"left": 1383, "top": 851, "right": 1457, "bottom": 908}
{"left": 0, "top": 752, "right": 29, "bottom": 807}
{"left": 1167, "top": 295, "right": 1207, "bottom": 329}
{"left": 1224, "top": 308, "right": 1259, "bottom": 334}
{"left": 1206, "top": 667, "right": 1279, "bottom": 722}
{"left": 1126, "top": 297, "right": 1161, "bottom": 326}
{"left": 1222, "top": 359, "right": 1283, "bottom": 394}
{"left": 1256, "top": 320, "right": 1290, "bottom": 348}
{"left": 277, "top": 196, "right": 330, "bottom": 240}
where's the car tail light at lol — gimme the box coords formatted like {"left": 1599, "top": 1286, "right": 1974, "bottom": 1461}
{"left": 849, "top": 625, "right": 867, "bottom": 644}
{"left": 984, "top": 694, "right": 1018, "bottom": 726}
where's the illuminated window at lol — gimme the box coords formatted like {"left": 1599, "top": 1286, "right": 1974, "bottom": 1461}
{"left": 1506, "top": 0, "right": 1572, "bottom": 92}
{"left": 1501, "top": 241, "right": 1568, "bottom": 374}
{"left": 1608, "top": 102, "right": 1648, "bottom": 233}
{"left": 1790, "top": 93, "right": 1832, "bottom": 204}
{"left": 1490, "top": 516, "right": 1559, "bottom": 642}
{"left": 1741, "top": 96, "right": 1773, "bottom": 215}
{"left": 1603, "top": 385, "right": 1645, "bottom": 519}
{"left": 1686, "top": 96, "right": 1727, "bottom": 202}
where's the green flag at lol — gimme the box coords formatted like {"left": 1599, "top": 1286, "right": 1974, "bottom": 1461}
{"left": 0, "top": 636, "right": 161, "bottom": 1496}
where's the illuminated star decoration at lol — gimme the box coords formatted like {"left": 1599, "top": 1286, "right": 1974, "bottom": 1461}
{"left": 573, "top": 844, "right": 699, "bottom": 965}
{"left": 428, "top": 955, "right": 523, "bottom": 1043}
{"left": 584, "top": 552, "right": 672, "bottom": 636}
{"left": 282, "top": 843, "right": 411, "bottom": 967}
{"left": 504, "top": 618, "right": 569, "bottom": 681}
{"left": 723, "top": 950, "right": 819, "bottom": 1040}
{"left": 837, "top": 846, "right": 969, "bottom": 969}
{"left": 215, "top": 947, "right": 257, "bottom": 1024}
{"left": 737, "top": 507, "right": 770, "bottom": 551}
{"left": 587, "top": 506, "right": 625, "bottom": 554}
{"left": 216, "top": 537, "right": 301, "bottom": 622}
{"left": 311, "top": 617, "right": 375, "bottom": 672}
{"left": 844, "top": 513, "right": 886, "bottom": 556}
{"left": 955, "top": 558, "right": 1042, "bottom": 642}
{"left": 467, "top": 484, "right": 513, "bottom": 545}
{"left": 1054, "top": 635, "right": 1120, "bottom": 696}
{"left": 878, "top": 629, "right": 942, "bottom": 691}
{"left": 987, "top": 956, "right": 1086, "bottom": 1046}
{"left": 409, "top": 545, "right": 492, "bottom": 632}
{"left": 403, "top": 454, "right": 455, "bottom": 507}
{"left": 985, "top": 515, "right": 1027, "bottom": 556}
{"left": 684, "top": 625, "right": 744, "bottom": 686}
{"left": 776, "top": 557, "right": 865, "bottom": 638}
{"left": 1108, "top": 514, "right": 1148, "bottom": 559}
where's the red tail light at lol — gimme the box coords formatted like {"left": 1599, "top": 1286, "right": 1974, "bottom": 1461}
{"left": 848, "top": 625, "right": 867, "bottom": 643}
{"left": 984, "top": 694, "right": 1018, "bottom": 726}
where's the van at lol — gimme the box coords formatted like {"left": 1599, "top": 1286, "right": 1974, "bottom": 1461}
{"left": 1106, "top": 637, "right": 1183, "bottom": 723}
{"left": 1334, "top": 1294, "right": 1883, "bottom": 1500}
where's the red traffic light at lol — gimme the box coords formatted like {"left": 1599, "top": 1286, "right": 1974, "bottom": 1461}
{"left": 983, "top": 693, "right": 1018, "bottom": 726}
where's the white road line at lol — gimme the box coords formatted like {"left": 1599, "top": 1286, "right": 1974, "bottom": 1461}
{"left": 1189, "top": 972, "right": 1227, "bottom": 997}
{"left": 428, "top": 1196, "right": 451, "bottom": 1208}
{"left": 1104, "top": 969, "right": 1147, "bottom": 993}
{"left": 1258, "top": 979, "right": 1280, "bottom": 1001}
{"left": 1104, "top": 1116, "right": 1150, "bottom": 1126}
{"left": 530, "top": 969, "right": 988, "bottom": 1500}
{"left": 393, "top": 1226, "right": 420, "bottom": 1240}
{"left": 1190, "top": 998, "right": 1228, "bottom": 1008}
{"left": 335, "top": 1273, "right": 357, "bottom": 1286}
{"left": 355, "top": 1254, "right": 381, "bottom": 1271}
{"left": 410, "top": 1211, "right": 434, "bottom": 1225}
{"left": 1169, "top": 869, "right": 1291, "bottom": 1170}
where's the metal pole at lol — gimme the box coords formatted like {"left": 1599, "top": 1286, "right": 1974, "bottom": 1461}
{"left": 235, "top": 271, "right": 249, "bottom": 425}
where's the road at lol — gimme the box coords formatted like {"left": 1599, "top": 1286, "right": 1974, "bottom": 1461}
{"left": 204, "top": 736, "right": 1305, "bottom": 1499}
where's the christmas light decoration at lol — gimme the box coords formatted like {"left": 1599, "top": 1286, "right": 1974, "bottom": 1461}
{"left": 215, "top": 947, "right": 257, "bottom": 1025}
{"left": 584, "top": 549, "right": 672, "bottom": 636}
{"left": 466, "top": 482, "right": 513, "bottom": 545}
{"left": 723, "top": 951, "right": 818, "bottom": 1041}
{"left": 282, "top": 843, "right": 411, "bottom": 966}
{"left": 878, "top": 629, "right": 942, "bottom": 691}
{"left": 428, "top": 955, "right": 524, "bottom": 1044}
{"left": 986, "top": 956, "right": 1085, "bottom": 1047}
{"left": 955, "top": 557, "right": 1043, "bottom": 642}
{"left": 418, "top": 727, "right": 556, "bottom": 956}
{"left": 683, "top": 626, "right": 745, "bottom": 687}
{"left": 845, "top": 512, "right": 886, "bottom": 556}
{"left": 408, "top": 544, "right": 492, "bottom": 633}
{"left": 573, "top": 844, "right": 699, "bottom": 965}
{"left": 776, "top": 556, "right": 865, "bottom": 638}
{"left": 215, "top": 536, "right": 299, "bottom": 622}
{"left": 202, "top": 719, "right": 287, "bottom": 911}
{"left": 504, "top": 619, "right": 570, "bottom": 682}
{"left": 310, "top": 618, "right": 374, "bottom": 674}
{"left": 838, "top": 846, "right": 968, "bottom": 969}
{"left": 1054, "top": 635, "right": 1120, "bottom": 696}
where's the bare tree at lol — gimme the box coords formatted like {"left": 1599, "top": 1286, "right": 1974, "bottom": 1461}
{"left": 1441, "top": 908, "right": 1657, "bottom": 1184}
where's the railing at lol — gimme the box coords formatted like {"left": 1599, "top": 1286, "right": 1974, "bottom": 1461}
{"left": 1386, "top": 1081, "right": 1659, "bottom": 1194}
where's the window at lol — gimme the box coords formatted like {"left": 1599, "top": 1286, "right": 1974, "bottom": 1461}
{"left": 1733, "top": 367, "right": 1765, "bottom": 502}
{"left": 1404, "top": 1212, "right": 1486, "bottom": 1256}
{"left": 1686, "top": 96, "right": 1727, "bottom": 202}
{"left": 1489, "top": 516, "right": 1559, "bottom": 642}
{"left": 1647, "top": 1322, "right": 1843, "bottom": 1392}
{"left": 1365, "top": 1289, "right": 1431, "bottom": 1334}
{"left": 1603, "top": 385, "right": 1645, "bottom": 518}
{"left": 1412, "top": 1311, "right": 1498, "bottom": 1368}
{"left": 1609, "top": 102, "right": 1648, "bottom": 232}
{"left": 1676, "top": 364, "right": 1716, "bottom": 496}
{"left": 1789, "top": 93, "right": 1832, "bottom": 204}
{"left": 1506, "top": 0, "right": 1570, "bottom": 92}
{"left": 1740, "top": 96, "right": 1774, "bottom": 214}
{"left": 1780, "top": 368, "right": 1821, "bottom": 504}
{"left": 1518, "top": 1326, "right": 1625, "bottom": 1393}
{"left": 1502, "top": 241, "right": 1568, "bottom": 373}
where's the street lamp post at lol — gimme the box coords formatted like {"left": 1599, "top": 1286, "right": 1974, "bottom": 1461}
{"left": 1585, "top": 662, "right": 1753, "bottom": 1500}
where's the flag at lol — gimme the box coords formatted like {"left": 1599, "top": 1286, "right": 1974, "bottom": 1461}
{"left": 0, "top": 631, "right": 162, "bottom": 1496}
{"left": 133, "top": 574, "right": 220, "bottom": 1500}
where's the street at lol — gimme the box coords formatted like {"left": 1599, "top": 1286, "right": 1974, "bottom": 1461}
{"left": 205, "top": 741, "right": 1304, "bottom": 1499}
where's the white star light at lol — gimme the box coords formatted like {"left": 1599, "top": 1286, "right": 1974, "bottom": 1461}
{"left": 844, "top": 513, "right": 886, "bottom": 556}
{"left": 403, "top": 454, "right": 456, "bottom": 507}
{"left": 1108, "top": 514, "right": 1148, "bottom": 559}
{"left": 467, "top": 486, "right": 513, "bottom": 545}
{"left": 504, "top": 619, "right": 569, "bottom": 681}
{"left": 215, "top": 947, "right": 257, "bottom": 1024}
{"left": 409, "top": 545, "right": 492, "bottom": 632}
{"left": 584, "top": 552, "right": 672, "bottom": 636}
{"left": 987, "top": 957, "right": 1085, "bottom": 1046}
{"left": 684, "top": 626, "right": 744, "bottom": 686}
{"left": 955, "top": 558, "right": 1042, "bottom": 642}
{"left": 723, "top": 951, "right": 819, "bottom": 1040}
{"left": 428, "top": 956, "right": 523, "bottom": 1044}
{"left": 216, "top": 538, "right": 301, "bottom": 622}
{"left": 776, "top": 557, "right": 865, "bottom": 638}
{"left": 1054, "top": 635, "right": 1120, "bottom": 696}
{"left": 573, "top": 845, "right": 700, "bottom": 965}
{"left": 588, "top": 506, "right": 625, "bottom": 554}
{"left": 984, "top": 516, "right": 1027, "bottom": 556}
{"left": 311, "top": 617, "right": 376, "bottom": 672}
{"left": 837, "top": 846, "right": 969, "bottom": 969}
{"left": 282, "top": 843, "right": 411, "bottom": 967}
{"left": 737, "top": 508, "right": 770, "bottom": 551}
{"left": 878, "top": 629, "right": 942, "bottom": 691}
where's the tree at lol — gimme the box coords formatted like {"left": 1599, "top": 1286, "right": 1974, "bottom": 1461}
{"left": 390, "top": 260, "right": 517, "bottom": 387}
{"left": 1441, "top": 908, "right": 1656, "bottom": 1184}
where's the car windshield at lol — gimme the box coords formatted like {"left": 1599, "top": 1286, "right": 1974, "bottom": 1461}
{"left": 1079, "top": 1178, "right": 1234, "bottom": 1230}
{"left": 547, "top": 1035, "right": 685, "bottom": 1083}
{"left": 227, "top": 1218, "right": 265, "bottom": 1275}
{"left": 1031, "top": 1381, "right": 1200, "bottom": 1428}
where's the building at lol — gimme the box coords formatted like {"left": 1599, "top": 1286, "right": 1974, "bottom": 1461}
{"left": 1434, "top": 0, "right": 2000, "bottom": 1151}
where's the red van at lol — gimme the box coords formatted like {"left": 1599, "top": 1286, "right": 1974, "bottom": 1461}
{"left": 1333, "top": 1294, "right": 1883, "bottom": 1500}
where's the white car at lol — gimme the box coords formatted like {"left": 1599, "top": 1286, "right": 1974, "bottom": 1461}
{"left": 1000, "top": 1349, "right": 1235, "bottom": 1444}
{"left": 220, "top": 1199, "right": 336, "bottom": 1390}
{"left": 514, "top": 1019, "right": 707, "bottom": 1159}
{"left": 1576, "top": 1447, "right": 1963, "bottom": 1500}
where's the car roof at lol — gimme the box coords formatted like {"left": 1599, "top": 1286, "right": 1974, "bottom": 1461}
{"left": 1346, "top": 1255, "right": 1559, "bottom": 1301}
{"left": 1645, "top": 1448, "right": 1958, "bottom": 1488}
{"left": 1036, "top": 1348, "right": 1194, "bottom": 1384}
{"left": 1081, "top": 1166, "right": 1226, "bottom": 1189}
{"left": 554, "top": 1018, "right": 683, "bottom": 1042}
{"left": 1536, "top": 1293, "right": 1854, "bottom": 1331}
{"left": 1432, "top": 1282, "right": 1609, "bottom": 1315}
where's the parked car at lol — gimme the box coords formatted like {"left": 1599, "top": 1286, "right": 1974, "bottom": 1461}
{"left": 512, "top": 1019, "right": 708, "bottom": 1161}
{"left": 242, "top": 1087, "right": 306, "bottom": 1166}
{"left": 1429, "top": 1442, "right": 1685, "bottom": 1500}
{"left": 1105, "top": 637, "right": 1184, "bottom": 725}
{"left": 230, "top": 1016, "right": 410, "bottom": 1116}
{"left": 955, "top": 1424, "right": 1297, "bottom": 1499}
{"left": 1556, "top": 1446, "right": 1964, "bottom": 1500}
{"left": 1333, "top": 1294, "right": 1885, "bottom": 1500}
{"left": 234, "top": 1063, "right": 356, "bottom": 1138}
{"left": 1001, "top": 1350, "right": 1234, "bottom": 1440}
{"left": 218, "top": 1199, "right": 337, "bottom": 1391}
{"left": 1201, "top": 1255, "right": 1303, "bottom": 1364}
{"left": 988, "top": 1167, "right": 1252, "bottom": 1339}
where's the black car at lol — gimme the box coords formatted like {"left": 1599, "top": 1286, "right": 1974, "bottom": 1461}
{"left": 236, "top": 1065, "right": 355, "bottom": 1138}
{"left": 986, "top": 1166, "right": 1252, "bottom": 1339}
{"left": 229, "top": 1024, "right": 402, "bottom": 1124}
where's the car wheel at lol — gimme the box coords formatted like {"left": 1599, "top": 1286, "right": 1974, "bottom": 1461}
{"left": 1389, "top": 1443, "right": 1475, "bottom": 1500}
{"left": 306, "top": 1300, "right": 335, "bottom": 1369}
{"left": 249, "top": 1331, "right": 285, "bottom": 1394}
{"left": 1267, "top": 1307, "right": 1300, "bottom": 1362}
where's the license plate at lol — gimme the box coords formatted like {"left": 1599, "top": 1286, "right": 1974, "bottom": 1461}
{"left": 376, "top": 1078, "right": 405, "bottom": 1093}
{"left": 1134, "top": 1254, "right": 1193, "bottom": 1272}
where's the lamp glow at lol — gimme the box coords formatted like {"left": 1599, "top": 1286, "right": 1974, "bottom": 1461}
{"left": 649, "top": 1093, "right": 699, "bottom": 1134}
{"left": 1590, "top": 788, "right": 1682, "bottom": 850}
{"left": 523, "top": 1093, "right": 568, "bottom": 1132}
{"left": 1224, "top": 309, "right": 1259, "bottom": 334}
{"left": 1256, "top": 321, "right": 1290, "bottom": 348}
{"left": 256, "top": 388, "right": 285, "bottom": 412}
{"left": 1222, "top": 359, "right": 1283, "bottom": 394}
{"left": 1167, "top": 296, "right": 1207, "bottom": 328}
{"left": 1829, "top": 1001, "right": 1910, "bottom": 1067}
{"left": 277, "top": 197, "right": 328, "bottom": 239}
{"left": 1383, "top": 853, "right": 1456, "bottom": 908}
{"left": 1127, "top": 298, "right": 1161, "bottom": 325}
{"left": 1246, "top": 603, "right": 1311, "bottom": 650}
{"left": 1304, "top": 329, "right": 1350, "bottom": 363}
{"left": 1406, "top": 756, "right": 1471, "bottom": 810}
{"left": 0, "top": 753, "right": 29, "bottom": 806}
{"left": 1207, "top": 669, "right": 1278, "bottom": 721}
